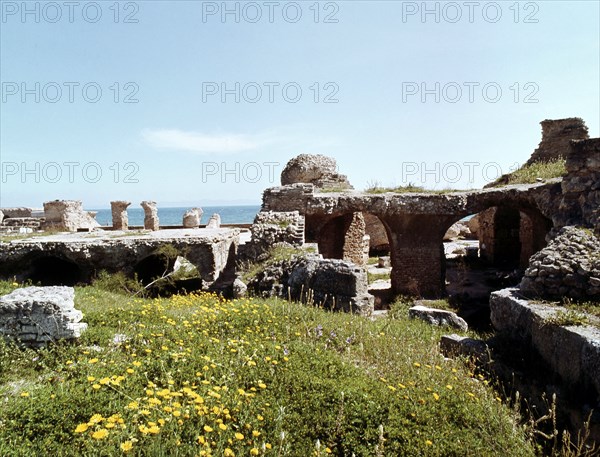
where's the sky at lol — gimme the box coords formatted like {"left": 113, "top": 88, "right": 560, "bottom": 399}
{"left": 1, "top": 0, "right": 599, "bottom": 208}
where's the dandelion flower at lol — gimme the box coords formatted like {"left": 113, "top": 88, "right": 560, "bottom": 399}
{"left": 20, "top": 392, "right": 29, "bottom": 397}
{"left": 204, "top": 425, "right": 213, "bottom": 433}
{"left": 235, "top": 432, "right": 244, "bottom": 440}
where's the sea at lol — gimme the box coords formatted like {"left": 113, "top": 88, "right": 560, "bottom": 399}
{"left": 91, "top": 205, "right": 261, "bottom": 227}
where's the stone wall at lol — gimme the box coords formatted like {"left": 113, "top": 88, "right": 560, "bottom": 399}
{"left": 554, "top": 138, "right": 600, "bottom": 231}
{"left": 0, "top": 286, "right": 87, "bottom": 347}
{"left": 490, "top": 288, "right": 600, "bottom": 402}
{"left": 526, "top": 118, "right": 589, "bottom": 165}
{"left": 343, "top": 213, "right": 368, "bottom": 266}
{"left": 239, "top": 211, "right": 305, "bottom": 260}
{"left": 520, "top": 226, "right": 600, "bottom": 300}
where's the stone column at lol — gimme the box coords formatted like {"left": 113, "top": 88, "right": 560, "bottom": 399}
{"left": 381, "top": 214, "right": 456, "bottom": 298}
{"left": 111, "top": 201, "right": 131, "bottom": 230}
{"left": 141, "top": 201, "right": 159, "bottom": 231}
{"left": 206, "top": 213, "right": 221, "bottom": 229}
{"left": 183, "top": 208, "right": 203, "bottom": 228}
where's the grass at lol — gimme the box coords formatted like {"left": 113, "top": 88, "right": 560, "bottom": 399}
{"left": 487, "top": 158, "right": 567, "bottom": 187}
{"left": 238, "top": 244, "right": 313, "bottom": 284}
{"left": 0, "top": 279, "right": 538, "bottom": 457}
{"left": 543, "top": 310, "right": 590, "bottom": 328}
{"left": 364, "top": 182, "right": 467, "bottom": 195}
{"left": 367, "top": 272, "right": 390, "bottom": 284}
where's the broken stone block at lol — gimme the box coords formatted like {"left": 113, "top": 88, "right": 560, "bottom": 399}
{"left": 0, "top": 286, "right": 87, "bottom": 348}
{"left": 43, "top": 200, "right": 100, "bottom": 232}
{"left": 409, "top": 304, "right": 468, "bottom": 331}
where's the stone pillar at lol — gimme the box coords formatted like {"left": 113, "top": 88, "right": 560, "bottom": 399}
{"left": 206, "top": 213, "right": 221, "bottom": 229}
{"left": 141, "top": 201, "right": 159, "bottom": 231}
{"left": 343, "top": 212, "right": 368, "bottom": 266}
{"left": 0, "top": 209, "right": 4, "bottom": 225}
{"left": 526, "top": 118, "right": 589, "bottom": 165}
{"left": 381, "top": 214, "right": 455, "bottom": 298}
{"left": 111, "top": 201, "right": 131, "bottom": 230}
{"left": 183, "top": 208, "right": 203, "bottom": 228}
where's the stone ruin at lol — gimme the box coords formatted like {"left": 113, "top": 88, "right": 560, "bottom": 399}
{"left": 247, "top": 254, "right": 374, "bottom": 315}
{"left": 183, "top": 208, "right": 203, "bottom": 228}
{"left": 526, "top": 117, "right": 589, "bottom": 165}
{"left": 0, "top": 286, "right": 87, "bottom": 348}
{"left": 42, "top": 200, "right": 100, "bottom": 232}
{"left": 239, "top": 211, "right": 305, "bottom": 261}
{"left": 111, "top": 200, "right": 131, "bottom": 230}
{"left": 141, "top": 201, "right": 159, "bottom": 231}
{"left": 0, "top": 207, "right": 44, "bottom": 234}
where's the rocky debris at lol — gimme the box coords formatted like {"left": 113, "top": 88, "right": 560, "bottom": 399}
{"left": 206, "top": 214, "right": 221, "bottom": 229}
{"left": 0, "top": 286, "right": 87, "bottom": 347}
{"left": 443, "top": 221, "right": 471, "bottom": 241}
{"left": 141, "top": 201, "right": 159, "bottom": 231}
{"left": 555, "top": 138, "right": 600, "bottom": 231}
{"left": 232, "top": 277, "right": 247, "bottom": 298}
{"left": 280, "top": 154, "right": 353, "bottom": 190}
{"left": 520, "top": 226, "right": 600, "bottom": 300}
{"left": 111, "top": 201, "right": 131, "bottom": 230}
{"left": 526, "top": 118, "right": 589, "bottom": 165}
{"left": 248, "top": 254, "right": 374, "bottom": 315}
{"left": 440, "top": 334, "right": 490, "bottom": 363}
{"left": 183, "top": 208, "right": 203, "bottom": 228}
{"left": 42, "top": 200, "right": 100, "bottom": 232}
{"left": 409, "top": 303, "right": 468, "bottom": 331}
{"left": 490, "top": 287, "right": 600, "bottom": 399}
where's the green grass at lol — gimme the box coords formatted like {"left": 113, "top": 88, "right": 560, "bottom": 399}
{"left": 239, "top": 244, "right": 313, "bottom": 284}
{"left": 364, "top": 182, "right": 467, "bottom": 195}
{"left": 0, "top": 279, "right": 538, "bottom": 457}
{"left": 488, "top": 158, "right": 567, "bottom": 187}
{"left": 543, "top": 309, "right": 590, "bottom": 328}
{"left": 367, "top": 272, "right": 390, "bottom": 284}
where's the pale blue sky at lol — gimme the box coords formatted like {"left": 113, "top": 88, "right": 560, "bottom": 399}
{"left": 1, "top": 0, "right": 599, "bottom": 208}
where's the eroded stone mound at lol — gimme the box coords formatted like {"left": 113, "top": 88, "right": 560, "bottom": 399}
{"left": 520, "top": 226, "right": 600, "bottom": 300}
{"left": 280, "top": 154, "right": 353, "bottom": 189}
{"left": 0, "top": 286, "right": 87, "bottom": 347}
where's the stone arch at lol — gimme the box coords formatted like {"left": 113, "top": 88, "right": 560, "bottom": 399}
{"left": 306, "top": 212, "right": 370, "bottom": 266}
{"left": 26, "top": 255, "right": 83, "bottom": 286}
{"left": 133, "top": 253, "right": 174, "bottom": 286}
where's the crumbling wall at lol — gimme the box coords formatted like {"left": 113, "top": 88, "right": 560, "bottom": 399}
{"left": 526, "top": 118, "right": 589, "bottom": 165}
{"left": 554, "top": 138, "right": 600, "bottom": 232}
